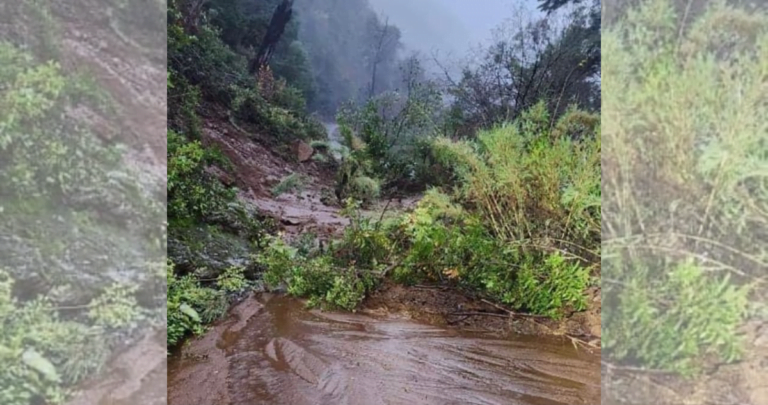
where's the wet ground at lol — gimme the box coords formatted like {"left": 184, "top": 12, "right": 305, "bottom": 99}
{"left": 168, "top": 294, "right": 600, "bottom": 405}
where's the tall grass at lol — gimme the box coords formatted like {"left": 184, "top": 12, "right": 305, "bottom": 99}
{"left": 602, "top": 0, "right": 764, "bottom": 376}
{"left": 431, "top": 102, "right": 601, "bottom": 263}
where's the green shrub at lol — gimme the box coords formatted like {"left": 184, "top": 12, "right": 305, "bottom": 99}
{"left": 333, "top": 60, "right": 443, "bottom": 190}
{"left": 0, "top": 30, "right": 164, "bottom": 405}
{"left": 258, "top": 237, "right": 376, "bottom": 311}
{"left": 349, "top": 176, "right": 381, "bottom": 204}
{"left": 271, "top": 173, "right": 306, "bottom": 197}
{"left": 168, "top": 130, "right": 237, "bottom": 222}
{"left": 395, "top": 189, "right": 589, "bottom": 318}
{"left": 167, "top": 261, "right": 228, "bottom": 348}
{"left": 0, "top": 269, "right": 146, "bottom": 404}
{"left": 0, "top": 42, "right": 125, "bottom": 203}
{"left": 602, "top": 0, "right": 762, "bottom": 375}
{"left": 216, "top": 266, "right": 248, "bottom": 294}
{"left": 430, "top": 102, "right": 601, "bottom": 253}
{"left": 336, "top": 200, "right": 393, "bottom": 268}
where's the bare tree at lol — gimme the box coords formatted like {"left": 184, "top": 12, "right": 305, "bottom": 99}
{"left": 369, "top": 17, "right": 392, "bottom": 99}
{"left": 249, "top": 0, "right": 294, "bottom": 74}
{"left": 440, "top": 5, "right": 599, "bottom": 136}
{"left": 177, "top": 0, "right": 209, "bottom": 35}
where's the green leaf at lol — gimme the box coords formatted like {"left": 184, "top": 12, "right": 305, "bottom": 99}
{"left": 22, "top": 348, "right": 60, "bottom": 383}
{"left": 179, "top": 303, "right": 201, "bottom": 322}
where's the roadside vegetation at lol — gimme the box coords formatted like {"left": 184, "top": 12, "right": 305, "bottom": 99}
{"left": 261, "top": 105, "right": 600, "bottom": 318}
{"left": 603, "top": 0, "right": 765, "bottom": 377}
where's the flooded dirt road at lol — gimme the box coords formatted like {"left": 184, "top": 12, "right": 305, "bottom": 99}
{"left": 169, "top": 294, "right": 600, "bottom": 405}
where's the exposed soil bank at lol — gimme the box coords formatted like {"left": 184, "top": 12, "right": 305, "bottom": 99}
{"left": 365, "top": 282, "right": 601, "bottom": 342}
{"left": 169, "top": 293, "right": 600, "bottom": 405}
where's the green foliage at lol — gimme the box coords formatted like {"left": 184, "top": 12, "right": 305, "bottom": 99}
{"left": 604, "top": 259, "right": 750, "bottom": 376}
{"left": 431, "top": 102, "right": 601, "bottom": 255}
{"left": 0, "top": 38, "right": 165, "bottom": 404}
{"left": 396, "top": 106, "right": 600, "bottom": 318}
{"left": 0, "top": 42, "right": 126, "bottom": 203}
{"left": 168, "top": 3, "right": 325, "bottom": 145}
{"left": 87, "top": 283, "right": 142, "bottom": 329}
{"left": 0, "top": 270, "right": 128, "bottom": 404}
{"left": 348, "top": 176, "right": 381, "bottom": 203}
{"left": 394, "top": 189, "right": 589, "bottom": 318}
{"left": 602, "top": 0, "right": 762, "bottom": 375}
{"left": 216, "top": 266, "right": 248, "bottom": 293}
{"left": 167, "top": 261, "right": 228, "bottom": 347}
{"left": 258, "top": 238, "right": 375, "bottom": 311}
{"left": 271, "top": 173, "right": 306, "bottom": 197}
{"left": 168, "top": 129, "right": 237, "bottom": 221}
{"left": 334, "top": 58, "right": 444, "bottom": 191}
{"left": 336, "top": 200, "right": 393, "bottom": 268}
{"left": 446, "top": 2, "right": 600, "bottom": 135}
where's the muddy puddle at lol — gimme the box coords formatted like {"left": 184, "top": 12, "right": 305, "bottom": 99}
{"left": 169, "top": 294, "right": 600, "bottom": 405}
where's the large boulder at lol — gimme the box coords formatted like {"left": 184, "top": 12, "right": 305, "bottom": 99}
{"left": 295, "top": 141, "right": 314, "bottom": 162}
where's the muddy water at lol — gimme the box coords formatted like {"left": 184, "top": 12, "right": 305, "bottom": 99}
{"left": 169, "top": 294, "right": 600, "bottom": 405}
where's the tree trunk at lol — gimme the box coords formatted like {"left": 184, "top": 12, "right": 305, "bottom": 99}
{"left": 179, "top": 0, "right": 208, "bottom": 35}
{"left": 249, "top": 0, "right": 294, "bottom": 75}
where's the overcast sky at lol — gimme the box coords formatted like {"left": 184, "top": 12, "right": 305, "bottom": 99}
{"left": 367, "top": 0, "right": 542, "bottom": 57}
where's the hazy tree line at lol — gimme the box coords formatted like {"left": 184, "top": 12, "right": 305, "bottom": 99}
{"left": 180, "top": 0, "right": 599, "bottom": 134}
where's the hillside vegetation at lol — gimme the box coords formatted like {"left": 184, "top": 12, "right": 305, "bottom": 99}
{"left": 1, "top": 1, "right": 166, "bottom": 404}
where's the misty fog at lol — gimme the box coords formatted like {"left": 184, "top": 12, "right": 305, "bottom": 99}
{"left": 367, "top": 0, "right": 544, "bottom": 71}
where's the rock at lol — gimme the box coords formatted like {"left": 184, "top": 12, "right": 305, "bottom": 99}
{"left": 295, "top": 141, "right": 314, "bottom": 162}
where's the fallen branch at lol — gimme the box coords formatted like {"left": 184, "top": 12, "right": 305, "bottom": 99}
{"left": 378, "top": 259, "right": 404, "bottom": 278}
{"left": 447, "top": 311, "right": 511, "bottom": 319}
{"left": 601, "top": 360, "right": 674, "bottom": 375}
{"left": 480, "top": 299, "right": 549, "bottom": 318}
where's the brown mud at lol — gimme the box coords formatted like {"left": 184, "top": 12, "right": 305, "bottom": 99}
{"left": 169, "top": 293, "right": 601, "bottom": 405}
{"left": 200, "top": 109, "right": 419, "bottom": 242}
{"left": 365, "top": 283, "right": 601, "bottom": 343}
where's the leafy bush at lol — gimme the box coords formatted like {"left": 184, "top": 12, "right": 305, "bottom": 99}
{"left": 0, "top": 38, "right": 165, "bottom": 404}
{"left": 348, "top": 176, "right": 381, "bottom": 203}
{"left": 168, "top": 5, "right": 325, "bottom": 145}
{"left": 602, "top": 0, "right": 761, "bottom": 375}
{"left": 258, "top": 237, "right": 376, "bottom": 311}
{"left": 168, "top": 129, "right": 237, "bottom": 222}
{"left": 393, "top": 189, "right": 589, "bottom": 318}
{"left": 271, "top": 173, "right": 306, "bottom": 197}
{"left": 167, "top": 261, "right": 228, "bottom": 348}
{"left": 0, "top": 269, "right": 147, "bottom": 404}
{"left": 0, "top": 42, "right": 137, "bottom": 208}
{"left": 431, "top": 102, "right": 600, "bottom": 260}
{"left": 334, "top": 60, "right": 444, "bottom": 191}
{"left": 216, "top": 266, "right": 248, "bottom": 294}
